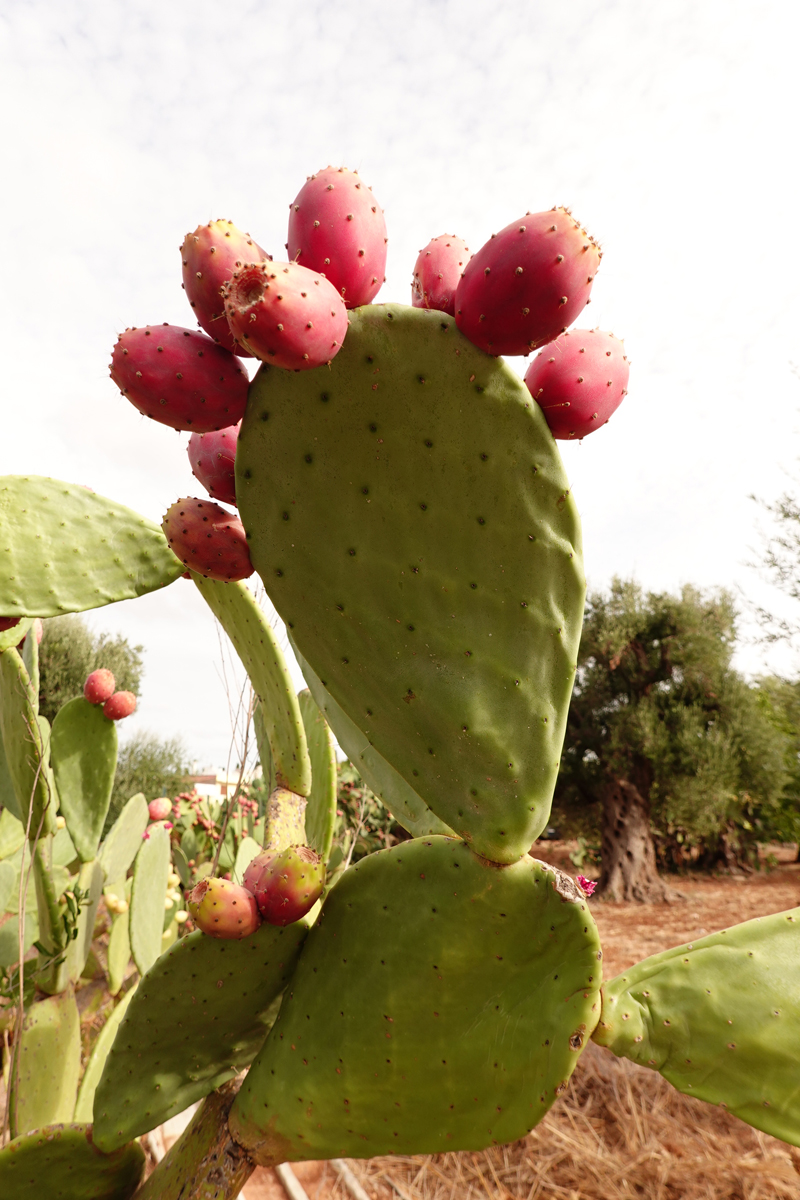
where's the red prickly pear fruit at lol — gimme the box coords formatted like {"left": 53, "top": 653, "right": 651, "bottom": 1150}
{"left": 103, "top": 691, "right": 137, "bottom": 721}
{"left": 162, "top": 498, "right": 254, "bottom": 581}
{"left": 455, "top": 208, "right": 602, "bottom": 356}
{"left": 411, "top": 234, "right": 471, "bottom": 316}
{"left": 287, "top": 166, "right": 387, "bottom": 309}
{"left": 254, "top": 844, "right": 324, "bottom": 927}
{"left": 181, "top": 220, "right": 270, "bottom": 356}
{"left": 0, "top": 617, "right": 20, "bottom": 632}
{"left": 187, "top": 877, "right": 262, "bottom": 939}
{"left": 241, "top": 850, "right": 275, "bottom": 896}
{"left": 524, "top": 329, "right": 630, "bottom": 440}
{"left": 187, "top": 422, "right": 240, "bottom": 507}
{"left": 148, "top": 796, "right": 172, "bottom": 821}
{"left": 109, "top": 324, "right": 249, "bottom": 433}
{"left": 84, "top": 668, "right": 116, "bottom": 705}
{"left": 223, "top": 261, "right": 348, "bottom": 370}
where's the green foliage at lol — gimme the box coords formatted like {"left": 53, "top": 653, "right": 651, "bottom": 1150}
{"left": 334, "top": 760, "right": 407, "bottom": 864}
{"left": 555, "top": 578, "right": 789, "bottom": 868}
{"left": 38, "top": 615, "right": 143, "bottom": 726}
{"left": 106, "top": 731, "right": 187, "bottom": 831}
{"left": 753, "top": 675, "right": 800, "bottom": 844}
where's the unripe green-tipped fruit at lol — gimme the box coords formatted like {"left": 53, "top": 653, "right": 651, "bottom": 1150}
{"left": 254, "top": 844, "right": 324, "bottom": 927}
{"left": 188, "top": 876, "right": 262, "bottom": 938}
{"left": 103, "top": 691, "right": 136, "bottom": 721}
{"left": 84, "top": 668, "right": 115, "bottom": 704}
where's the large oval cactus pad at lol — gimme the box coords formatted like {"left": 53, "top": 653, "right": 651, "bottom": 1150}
{"left": 0, "top": 477, "right": 183, "bottom": 617}
{"left": 593, "top": 907, "right": 800, "bottom": 1147}
{"left": 0, "top": 1124, "right": 144, "bottom": 1200}
{"left": 237, "top": 305, "right": 584, "bottom": 863}
{"left": 9, "top": 989, "right": 81, "bottom": 1137}
{"left": 51, "top": 698, "right": 118, "bottom": 861}
{"left": 93, "top": 919, "right": 309, "bottom": 1151}
{"left": 229, "top": 837, "right": 602, "bottom": 1164}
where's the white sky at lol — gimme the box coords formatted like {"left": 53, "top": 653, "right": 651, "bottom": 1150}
{"left": 1, "top": 0, "right": 799, "bottom": 767}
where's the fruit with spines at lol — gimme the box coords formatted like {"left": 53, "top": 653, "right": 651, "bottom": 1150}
{"left": 242, "top": 850, "right": 274, "bottom": 895}
{"left": 84, "top": 668, "right": 115, "bottom": 704}
{"left": 253, "top": 844, "right": 324, "bottom": 927}
{"left": 103, "top": 692, "right": 137, "bottom": 721}
{"left": 524, "top": 329, "right": 629, "bottom": 439}
{"left": 110, "top": 324, "right": 248, "bottom": 432}
{"left": 455, "top": 207, "right": 601, "bottom": 355}
{"left": 188, "top": 421, "right": 240, "bottom": 506}
{"left": 162, "top": 498, "right": 254, "bottom": 581}
{"left": 222, "top": 260, "right": 348, "bottom": 369}
{"left": 188, "top": 876, "right": 262, "bottom": 938}
{"left": 288, "top": 165, "right": 387, "bottom": 308}
{"left": 148, "top": 796, "right": 172, "bottom": 821}
{"left": 412, "top": 234, "right": 471, "bottom": 316}
{"left": 181, "top": 219, "right": 269, "bottom": 354}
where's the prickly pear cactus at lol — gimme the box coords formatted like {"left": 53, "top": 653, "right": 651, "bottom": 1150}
{"left": 593, "top": 907, "right": 800, "bottom": 1146}
{"left": 229, "top": 836, "right": 601, "bottom": 1163}
{"left": 0, "top": 646, "right": 56, "bottom": 837}
{"left": 8, "top": 988, "right": 82, "bottom": 1136}
{"left": 237, "top": 305, "right": 584, "bottom": 863}
{"left": 0, "top": 1124, "right": 144, "bottom": 1200}
{"left": 297, "top": 689, "right": 337, "bottom": 860}
{"left": 51, "top": 697, "right": 118, "bottom": 861}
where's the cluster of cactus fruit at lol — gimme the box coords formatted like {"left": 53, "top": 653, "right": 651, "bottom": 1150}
{"left": 0, "top": 164, "right": 798, "bottom": 1200}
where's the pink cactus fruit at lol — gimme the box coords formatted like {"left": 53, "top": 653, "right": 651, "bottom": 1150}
{"left": 223, "top": 261, "right": 348, "bottom": 370}
{"left": 162, "top": 497, "right": 254, "bottom": 582}
{"left": 455, "top": 207, "right": 602, "bottom": 356}
{"left": 524, "top": 329, "right": 629, "bottom": 440}
{"left": 110, "top": 324, "right": 249, "bottom": 433}
{"left": 84, "top": 668, "right": 116, "bottom": 705}
{"left": 148, "top": 796, "right": 172, "bottom": 822}
{"left": 181, "top": 220, "right": 270, "bottom": 356}
{"left": 411, "top": 234, "right": 471, "bottom": 316}
{"left": 187, "top": 422, "right": 240, "bottom": 507}
{"left": 103, "top": 691, "right": 137, "bottom": 721}
{"left": 287, "top": 166, "right": 387, "bottom": 309}
{"left": 576, "top": 875, "right": 597, "bottom": 896}
{"left": 254, "top": 844, "right": 324, "bottom": 927}
{"left": 242, "top": 851, "right": 275, "bottom": 897}
{"left": 187, "top": 877, "right": 262, "bottom": 939}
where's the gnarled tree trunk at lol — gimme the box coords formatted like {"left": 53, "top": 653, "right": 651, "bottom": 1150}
{"left": 598, "top": 777, "right": 673, "bottom": 902}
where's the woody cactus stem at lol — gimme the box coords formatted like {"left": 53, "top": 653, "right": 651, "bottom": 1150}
{"left": 135, "top": 1079, "right": 255, "bottom": 1200}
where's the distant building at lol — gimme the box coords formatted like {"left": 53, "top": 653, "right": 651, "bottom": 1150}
{"left": 184, "top": 764, "right": 260, "bottom": 804}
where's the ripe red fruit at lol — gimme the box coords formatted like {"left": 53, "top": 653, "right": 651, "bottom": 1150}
{"left": 223, "top": 261, "right": 348, "bottom": 370}
{"left": 110, "top": 324, "right": 249, "bottom": 432}
{"left": 455, "top": 208, "right": 601, "bottom": 356}
{"left": 148, "top": 797, "right": 172, "bottom": 821}
{"left": 187, "top": 877, "right": 262, "bottom": 939}
{"left": 253, "top": 844, "right": 324, "bottom": 927}
{"left": 84, "top": 668, "right": 116, "bottom": 705}
{"left": 288, "top": 166, "right": 387, "bottom": 309}
{"left": 524, "top": 329, "right": 629, "bottom": 440}
{"left": 181, "top": 219, "right": 270, "bottom": 355}
{"left": 103, "top": 692, "right": 137, "bottom": 721}
{"left": 187, "top": 422, "right": 240, "bottom": 507}
{"left": 162, "top": 498, "right": 253, "bottom": 582}
{"left": 242, "top": 851, "right": 275, "bottom": 896}
{"left": 411, "top": 234, "right": 471, "bottom": 316}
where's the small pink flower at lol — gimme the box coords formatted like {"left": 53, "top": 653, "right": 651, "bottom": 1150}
{"left": 576, "top": 875, "right": 597, "bottom": 896}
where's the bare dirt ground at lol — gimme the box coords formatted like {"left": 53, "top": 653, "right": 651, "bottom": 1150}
{"left": 191, "top": 845, "right": 800, "bottom": 1200}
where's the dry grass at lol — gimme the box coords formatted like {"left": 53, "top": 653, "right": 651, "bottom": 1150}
{"left": 343, "top": 1044, "right": 800, "bottom": 1200}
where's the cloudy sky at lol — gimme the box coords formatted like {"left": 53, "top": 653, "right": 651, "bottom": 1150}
{"left": 1, "top": 0, "right": 799, "bottom": 768}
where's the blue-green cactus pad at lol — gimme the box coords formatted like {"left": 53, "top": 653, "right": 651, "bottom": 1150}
{"left": 192, "top": 575, "right": 311, "bottom": 795}
{"left": 51, "top": 698, "right": 118, "bottom": 862}
{"left": 229, "top": 836, "right": 601, "bottom": 1164}
{"left": 93, "top": 918, "right": 309, "bottom": 1151}
{"left": 0, "top": 477, "right": 184, "bottom": 617}
{"left": 0, "top": 1124, "right": 144, "bottom": 1200}
{"left": 237, "top": 305, "right": 584, "bottom": 863}
{"left": 593, "top": 907, "right": 800, "bottom": 1147}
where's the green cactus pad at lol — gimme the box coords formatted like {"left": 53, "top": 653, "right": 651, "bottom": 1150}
{"left": 128, "top": 821, "right": 170, "bottom": 975}
{"left": 0, "top": 618, "right": 32, "bottom": 651}
{"left": 0, "top": 856, "right": 15, "bottom": 909}
{"left": 98, "top": 793, "right": 148, "bottom": 883}
{"left": 106, "top": 883, "right": 132, "bottom": 996}
{"left": 229, "top": 836, "right": 601, "bottom": 1164}
{"left": 296, "top": 644, "right": 452, "bottom": 839}
{"left": 0, "top": 1123, "right": 145, "bottom": 1200}
{"left": 593, "top": 907, "right": 800, "bottom": 1147}
{"left": 237, "top": 305, "right": 584, "bottom": 863}
{"left": 9, "top": 989, "right": 82, "bottom": 1137}
{"left": 0, "top": 732, "right": 24, "bottom": 822}
{"left": 0, "top": 647, "right": 56, "bottom": 837}
{"left": 298, "top": 689, "right": 337, "bottom": 861}
{"left": 192, "top": 575, "right": 311, "bottom": 795}
{"left": 0, "top": 807, "right": 26, "bottom": 858}
{"left": 74, "top": 988, "right": 137, "bottom": 1122}
{"left": 65, "top": 859, "right": 104, "bottom": 982}
{"left": 51, "top": 699, "right": 118, "bottom": 862}
{"left": 92, "top": 919, "right": 309, "bottom": 1152}
{"left": 232, "top": 835, "right": 262, "bottom": 883}
{"left": 20, "top": 620, "right": 39, "bottom": 703}
{"left": 0, "top": 476, "right": 183, "bottom": 617}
